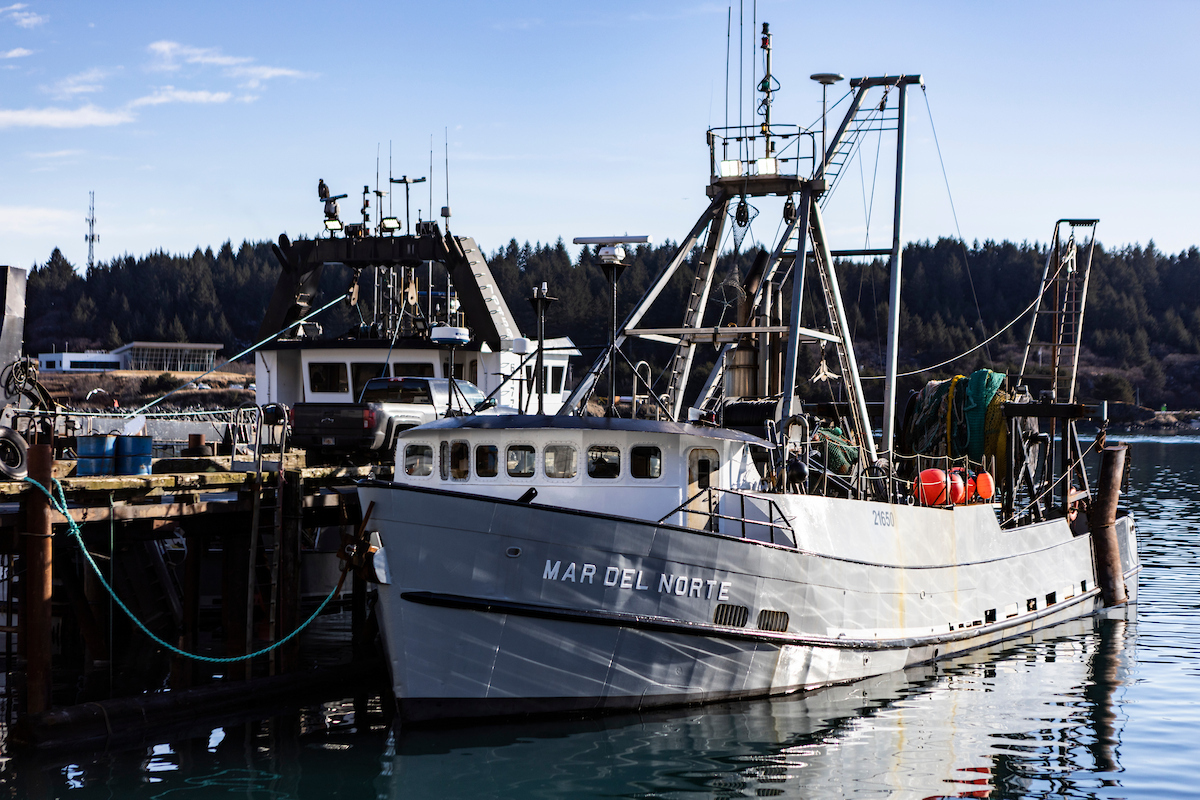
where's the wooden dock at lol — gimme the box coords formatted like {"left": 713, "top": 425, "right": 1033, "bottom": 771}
{"left": 0, "top": 444, "right": 386, "bottom": 748}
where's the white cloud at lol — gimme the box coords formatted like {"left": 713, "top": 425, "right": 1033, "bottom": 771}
{"left": 2, "top": 47, "right": 31, "bottom": 58}
{"left": 29, "top": 149, "right": 83, "bottom": 158}
{"left": 0, "top": 104, "right": 133, "bottom": 128}
{"left": 1, "top": 3, "right": 45, "bottom": 28}
{"left": 50, "top": 67, "right": 111, "bottom": 98}
{"left": 228, "top": 64, "right": 305, "bottom": 89}
{"left": 146, "top": 40, "right": 310, "bottom": 89}
{"left": 147, "top": 40, "right": 251, "bottom": 71}
{"left": 128, "top": 86, "right": 231, "bottom": 107}
{"left": 0, "top": 205, "right": 74, "bottom": 237}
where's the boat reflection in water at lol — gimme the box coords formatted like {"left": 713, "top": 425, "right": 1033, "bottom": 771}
{"left": 387, "top": 612, "right": 1132, "bottom": 799}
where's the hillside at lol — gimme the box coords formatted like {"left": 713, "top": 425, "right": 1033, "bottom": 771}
{"left": 20, "top": 236, "right": 1200, "bottom": 410}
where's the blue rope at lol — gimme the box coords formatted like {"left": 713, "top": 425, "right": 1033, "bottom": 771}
{"left": 23, "top": 476, "right": 348, "bottom": 664}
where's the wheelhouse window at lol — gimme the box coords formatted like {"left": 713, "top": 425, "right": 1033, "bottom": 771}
{"left": 449, "top": 440, "right": 470, "bottom": 480}
{"left": 476, "top": 444, "right": 499, "bottom": 478}
{"left": 507, "top": 445, "right": 536, "bottom": 478}
{"left": 309, "top": 362, "right": 348, "bottom": 394}
{"left": 551, "top": 365, "right": 565, "bottom": 394}
{"left": 351, "top": 362, "right": 388, "bottom": 400}
{"left": 631, "top": 445, "right": 662, "bottom": 479}
{"left": 393, "top": 362, "right": 435, "bottom": 377}
{"left": 689, "top": 448, "right": 719, "bottom": 489}
{"left": 544, "top": 444, "right": 577, "bottom": 479}
{"left": 362, "top": 378, "right": 433, "bottom": 404}
{"left": 587, "top": 445, "right": 621, "bottom": 479}
{"left": 404, "top": 444, "right": 433, "bottom": 477}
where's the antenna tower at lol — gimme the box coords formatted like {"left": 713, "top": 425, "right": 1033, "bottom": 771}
{"left": 85, "top": 191, "right": 98, "bottom": 270}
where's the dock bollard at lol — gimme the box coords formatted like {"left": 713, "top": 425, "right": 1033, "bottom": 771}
{"left": 1088, "top": 445, "right": 1129, "bottom": 607}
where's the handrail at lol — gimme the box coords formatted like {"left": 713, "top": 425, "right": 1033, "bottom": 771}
{"left": 658, "top": 486, "right": 795, "bottom": 547}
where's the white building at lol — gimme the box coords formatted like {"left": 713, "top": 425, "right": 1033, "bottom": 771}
{"left": 39, "top": 341, "right": 223, "bottom": 373}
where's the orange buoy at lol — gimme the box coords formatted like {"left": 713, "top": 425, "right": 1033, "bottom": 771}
{"left": 948, "top": 470, "right": 967, "bottom": 505}
{"left": 975, "top": 471, "right": 995, "bottom": 500}
{"left": 966, "top": 473, "right": 977, "bottom": 501}
{"left": 916, "top": 468, "right": 949, "bottom": 505}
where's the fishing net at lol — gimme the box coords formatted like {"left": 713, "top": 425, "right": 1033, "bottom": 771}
{"left": 730, "top": 203, "right": 758, "bottom": 250}
{"left": 964, "top": 368, "right": 1005, "bottom": 461}
{"left": 815, "top": 426, "right": 859, "bottom": 475}
{"left": 904, "top": 368, "right": 1006, "bottom": 461}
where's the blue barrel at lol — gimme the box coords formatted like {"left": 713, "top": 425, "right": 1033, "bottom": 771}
{"left": 116, "top": 435, "right": 153, "bottom": 476}
{"left": 77, "top": 435, "right": 116, "bottom": 476}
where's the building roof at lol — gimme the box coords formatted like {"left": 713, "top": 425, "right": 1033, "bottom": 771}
{"left": 111, "top": 341, "right": 223, "bottom": 354}
{"left": 414, "top": 414, "right": 769, "bottom": 444}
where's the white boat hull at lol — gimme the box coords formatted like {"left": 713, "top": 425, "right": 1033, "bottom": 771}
{"left": 358, "top": 482, "right": 1139, "bottom": 723}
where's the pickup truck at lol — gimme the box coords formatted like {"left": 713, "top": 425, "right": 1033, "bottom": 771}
{"left": 290, "top": 376, "right": 498, "bottom": 461}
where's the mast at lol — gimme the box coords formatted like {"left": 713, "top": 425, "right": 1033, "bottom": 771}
{"left": 880, "top": 81, "right": 910, "bottom": 459}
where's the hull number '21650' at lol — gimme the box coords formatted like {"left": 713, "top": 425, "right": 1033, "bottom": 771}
{"left": 873, "top": 509, "right": 895, "bottom": 527}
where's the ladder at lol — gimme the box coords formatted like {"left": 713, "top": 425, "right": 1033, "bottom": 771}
{"left": 664, "top": 199, "right": 729, "bottom": 419}
{"left": 807, "top": 216, "right": 870, "bottom": 448}
{"left": 1019, "top": 220, "right": 1098, "bottom": 402}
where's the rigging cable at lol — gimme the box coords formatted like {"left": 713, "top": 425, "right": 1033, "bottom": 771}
{"left": 861, "top": 244, "right": 1077, "bottom": 379}
{"left": 128, "top": 290, "right": 351, "bottom": 417}
{"left": 921, "top": 84, "right": 989, "bottom": 361}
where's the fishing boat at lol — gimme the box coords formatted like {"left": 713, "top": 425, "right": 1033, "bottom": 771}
{"left": 357, "top": 32, "right": 1139, "bottom": 723}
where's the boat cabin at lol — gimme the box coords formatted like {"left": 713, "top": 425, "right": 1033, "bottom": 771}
{"left": 255, "top": 336, "right": 577, "bottom": 411}
{"left": 394, "top": 415, "right": 773, "bottom": 530}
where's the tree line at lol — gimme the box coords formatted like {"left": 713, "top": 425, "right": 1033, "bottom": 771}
{"left": 22, "top": 235, "right": 1200, "bottom": 408}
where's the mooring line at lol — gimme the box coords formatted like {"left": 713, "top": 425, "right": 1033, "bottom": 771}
{"left": 23, "top": 476, "right": 348, "bottom": 664}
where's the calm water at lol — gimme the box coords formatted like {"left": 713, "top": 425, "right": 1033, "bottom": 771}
{"left": 4, "top": 437, "right": 1199, "bottom": 798}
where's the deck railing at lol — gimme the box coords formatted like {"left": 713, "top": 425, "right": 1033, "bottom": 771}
{"left": 659, "top": 486, "right": 795, "bottom": 547}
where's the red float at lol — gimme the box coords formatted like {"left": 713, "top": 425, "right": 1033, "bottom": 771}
{"left": 916, "top": 468, "right": 949, "bottom": 505}
{"left": 948, "top": 471, "right": 967, "bottom": 505}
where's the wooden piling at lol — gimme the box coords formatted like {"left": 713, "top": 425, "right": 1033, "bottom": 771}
{"left": 1089, "top": 445, "right": 1129, "bottom": 607}
{"left": 24, "top": 445, "right": 54, "bottom": 713}
{"left": 171, "top": 528, "right": 203, "bottom": 690}
{"left": 279, "top": 470, "right": 303, "bottom": 673}
{"left": 222, "top": 521, "right": 251, "bottom": 672}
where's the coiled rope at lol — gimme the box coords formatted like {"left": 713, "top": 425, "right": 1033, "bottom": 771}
{"left": 23, "top": 476, "right": 348, "bottom": 664}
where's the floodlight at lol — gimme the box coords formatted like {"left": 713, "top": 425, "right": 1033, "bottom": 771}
{"left": 756, "top": 157, "right": 778, "bottom": 176}
{"left": 380, "top": 217, "right": 401, "bottom": 231}
{"left": 718, "top": 160, "right": 743, "bottom": 178}
{"left": 324, "top": 219, "right": 343, "bottom": 231}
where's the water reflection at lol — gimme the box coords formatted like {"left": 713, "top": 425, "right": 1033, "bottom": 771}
{"left": 383, "top": 615, "right": 1133, "bottom": 800}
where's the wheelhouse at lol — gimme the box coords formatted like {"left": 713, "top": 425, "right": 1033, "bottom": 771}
{"left": 394, "top": 415, "right": 769, "bottom": 522}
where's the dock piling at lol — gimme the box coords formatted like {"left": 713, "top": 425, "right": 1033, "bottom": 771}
{"left": 23, "top": 444, "right": 53, "bottom": 713}
{"left": 1089, "top": 445, "right": 1129, "bottom": 607}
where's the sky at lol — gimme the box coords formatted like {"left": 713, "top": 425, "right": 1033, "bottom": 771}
{"left": 2, "top": 0, "right": 1198, "bottom": 274}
